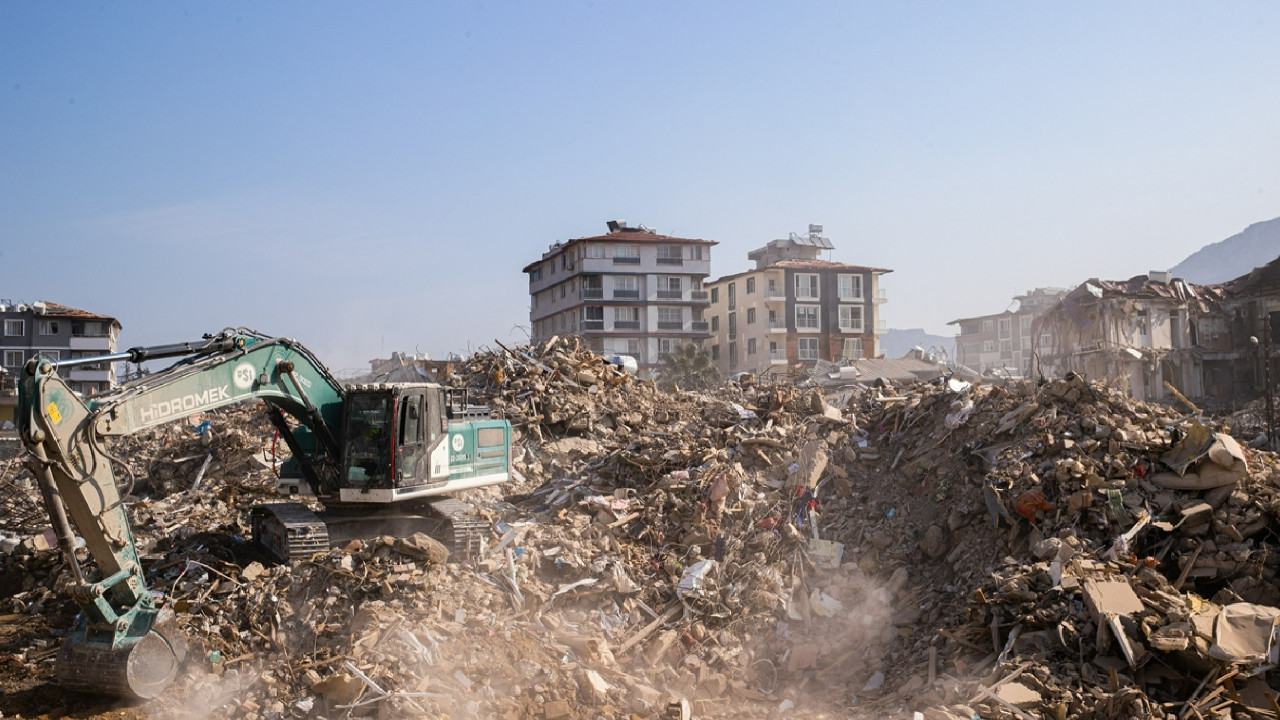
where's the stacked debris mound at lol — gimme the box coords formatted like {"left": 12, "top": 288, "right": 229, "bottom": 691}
{"left": 833, "top": 372, "right": 1280, "bottom": 719}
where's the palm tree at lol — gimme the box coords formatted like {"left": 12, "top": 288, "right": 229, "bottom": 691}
{"left": 657, "top": 343, "right": 719, "bottom": 392}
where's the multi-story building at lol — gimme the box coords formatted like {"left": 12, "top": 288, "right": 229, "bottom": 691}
{"left": 523, "top": 220, "right": 716, "bottom": 378}
{"left": 0, "top": 301, "right": 122, "bottom": 424}
{"left": 705, "top": 226, "right": 890, "bottom": 377}
{"left": 1033, "top": 273, "right": 1227, "bottom": 402}
{"left": 948, "top": 287, "right": 1066, "bottom": 377}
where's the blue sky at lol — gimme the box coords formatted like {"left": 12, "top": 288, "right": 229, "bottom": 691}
{"left": 4, "top": 2, "right": 1279, "bottom": 372}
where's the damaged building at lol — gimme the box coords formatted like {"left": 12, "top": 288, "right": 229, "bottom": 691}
{"left": 1032, "top": 272, "right": 1227, "bottom": 402}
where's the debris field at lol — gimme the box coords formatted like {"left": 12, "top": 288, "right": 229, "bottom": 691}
{"left": 4, "top": 337, "right": 1280, "bottom": 719}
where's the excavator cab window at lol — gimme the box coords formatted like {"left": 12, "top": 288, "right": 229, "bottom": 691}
{"left": 345, "top": 394, "right": 392, "bottom": 487}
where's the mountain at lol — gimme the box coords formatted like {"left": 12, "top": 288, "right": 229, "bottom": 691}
{"left": 881, "top": 328, "right": 954, "bottom": 360}
{"left": 1169, "top": 216, "right": 1280, "bottom": 284}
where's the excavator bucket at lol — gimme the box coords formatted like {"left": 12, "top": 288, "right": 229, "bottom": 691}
{"left": 56, "top": 611, "right": 188, "bottom": 699}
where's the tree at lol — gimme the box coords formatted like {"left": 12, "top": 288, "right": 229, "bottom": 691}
{"left": 657, "top": 343, "right": 719, "bottom": 392}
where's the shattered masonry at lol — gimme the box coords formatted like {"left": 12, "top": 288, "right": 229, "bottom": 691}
{"left": 4, "top": 336, "right": 1280, "bottom": 719}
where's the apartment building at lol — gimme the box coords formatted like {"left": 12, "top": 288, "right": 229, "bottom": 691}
{"left": 1034, "top": 273, "right": 1226, "bottom": 401}
{"left": 523, "top": 220, "right": 716, "bottom": 378}
{"left": 0, "top": 301, "right": 122, "bottom": 425}
{"left": 705, "top": 226, "right": 890, "bottom": 376}
{"left": 948, "top": 287, "right": 1066, "bottom": 377}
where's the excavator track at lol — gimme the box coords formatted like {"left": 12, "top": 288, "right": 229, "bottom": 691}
{"left": 426, "top": 497, "right": 488, "bottom": 559}
{"left": 252, "top": 499, "right": 488, "bottom": 562}
{"left": 251, "top": 503, "right": 331, "bottom": 561}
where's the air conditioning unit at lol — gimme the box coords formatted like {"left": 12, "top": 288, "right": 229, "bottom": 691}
{"left": 15, "top": 304, "right": 28, "bottom": 312}
{"left": 32, "top": 301, "right": 47, "bottom": 314}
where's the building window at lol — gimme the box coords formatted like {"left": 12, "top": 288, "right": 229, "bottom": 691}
{"left": 4, "top": 319, "right": 24, "bottom": 336}
{"left": 71, "top": 321, "right": 105, "bottom": 337}
{"left": 748, "top": 338, "right": 757, "bottom": 355}
{"left": 1020, "top": 336, "right": 1031, "bottom": 350}
{"left": 613, "top": 245, "right": 640, "bottom": 264}
{"left": 588, "top": 244, "right": 606, "bottom": 259}
{"left": 657, "top": 245, "right": 684, "bottom": 265}
{"left": 657, "top": 276, "right": 682, "bottom": 299}
{"left": 838, "top": 306, "right": 863, "bottom": 332}
{"left": 842, "top": 338, "right": 863, "bottom": 360}
{"left": 837, "top": 275, "right": 862, "bottom": 300}
{"left": 998, "top": 318, "right": 1011, "bottom": 335}
{"left": 746, "top": 277, "right": 756, "bottom": 294}
{"left": 37, "top": 350, "right": 61, "bottom": 362}
{"left": 796, "top": 305, "right": 820, "bottom": 330}
{"left": 658, "top": 338, "right": 676, "bottom": 356}
{"left": 747, "top": 308, "right": 756, "bottom": 324}
{"left": 795, "top": 274, "right": 819, "bottom": 300}
{"left": 1020, "top": 316, "right": 1032, "bottom": 333}
{"left": 728, "top": 313, "right": 737, "bottom": 337}
{"left": 983, "top": 340, "right": 996, "bottom": 352}
{"left": 711, "top": 316, "right": 720, "bottom": 331}
{"left": 613, "top": 307, "right": 640, "bottom": 329}
{"left": 688, "top": 246, "right": 704, "bottom": 261}
{"left": 530, "top": 267, "right": 543, "bottom": 281}
{"left": 3, "top": 350, "right": 22, "bottom": 368}
{"left": 583, "top": 306, "right": 604, "bottom": 330}
{"left": 769, "top": 309, "right": 780, "bottom": 329}
{"left": 711, "top": 288, "right": 719, "bottom": 303}
{"left": 712, "top": 345, "right": 720, "bottom": 361}
{"left": 657, "top": 307, "right": 683, "bottom": 329}
{"left": 767, "top": 279, "right": 779, "bottom": 297}
{"left": 39, "top": 320, "right": 60, "bottom": 335}
{"left": 798, "top": 338, "right": 819, "bottom": 361}
{"left": 982, "top": 320, "right": 994, "bottom": 333}
{"left": 1039, "top": 333, "right": 1052, "bottom": 347}
{"left": 729, "top": 342, "right": 738, "bottom": 369}
{"left": 728, "top": 283, "right": 736, "bottom": 310}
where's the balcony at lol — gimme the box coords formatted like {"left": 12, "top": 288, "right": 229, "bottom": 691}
{"left": 874, "top": 290, "right": 888, "bottom": 304}
{"left": 690, "top": 321, "right": 709, "bottom": 332}
{"left": 614, "top": 321, "right": 641, "bottom": 330}
{"left": 657, "top": 321, "right": 684, "bottom": 330}
{"left": 656, "top": 290, "right": 683, "bottom": 300}
{"left": 581, "top": 287, "right": 604, "bottom": 300}
{"left": 769, "top": 349, "right": 788, "bottom": 364}
{"left": 839, "top": 325, "right": 865, "bottom": 334}
{"left": 768, "top": 321, "right": 787, "bottom": 333}
{"left": 612, "top": 289, "right": 640, "bottom": 299}
{"left": 874, "top": 321, "right": 888, "bottom": 335}
{"left": 765, "top": 288, "right": 786, "bottom": 301}
{"left": 582, "top": 320, "right": 605, "bottom": 331}
{"left": 690, "top": 290, "right": 709, "bottom": 301}
{"left": 70, "top": 336, "right": 113, "bottom": 351}
{"left": 612, "top": 256, "right": 641, "bottom": 265}
{"left": 656, "top": 257, "right": 684, "bottom": 266}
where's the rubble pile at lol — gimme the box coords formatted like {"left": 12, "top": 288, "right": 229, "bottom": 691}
{"left": 5, "top": 341, "right": 1280, "bottom": 719}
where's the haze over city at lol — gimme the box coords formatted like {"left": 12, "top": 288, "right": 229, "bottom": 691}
{"left": 4, "top": 2, "right": 1280, "bottom": 372}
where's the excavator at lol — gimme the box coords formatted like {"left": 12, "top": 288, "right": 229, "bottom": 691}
{"left": 16, "top": 328, "right": 512, "bottom": 699}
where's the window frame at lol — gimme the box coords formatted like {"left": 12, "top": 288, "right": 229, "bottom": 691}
{"left": 838, "top": 305, "right": 864, "bottom": 332}
{"left": 794, "top": 274, "right": 819, "bottom": 300}
{"left": 795, "top": 305, "right": 820, "bottom": 330}
{"left": 797, "top": 337, "right": 819, "bottom": 361}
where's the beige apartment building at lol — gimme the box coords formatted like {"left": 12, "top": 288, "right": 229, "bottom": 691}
{"left": 948, "top": 287, "right": 1066, "bottom": 378}
{"left": 523, "top": 220, "right": 716, "bottom": 378}
{"left": 705, "top": 226, "right": 890, "bottom": 377}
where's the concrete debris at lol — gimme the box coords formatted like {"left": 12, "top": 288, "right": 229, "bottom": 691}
{"left": 5, "top": 340, "right": 1280, "bottom": 719}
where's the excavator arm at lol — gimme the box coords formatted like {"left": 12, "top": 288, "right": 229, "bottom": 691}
{"left": 16, "top": 328, "right": 349, "bottom": 697}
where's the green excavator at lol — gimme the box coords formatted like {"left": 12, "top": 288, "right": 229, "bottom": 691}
{"left": 17, "top": 328, "right": 512, "bottom": 698}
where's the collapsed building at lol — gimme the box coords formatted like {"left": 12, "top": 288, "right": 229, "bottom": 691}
{"left": 4, "top": 338, "right": 1280, "bottom": 719}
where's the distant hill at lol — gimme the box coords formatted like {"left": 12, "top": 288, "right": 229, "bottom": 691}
{"left": 1169, "top": 216, "right": 1280, "bottom": 284}
{"left": 881, "top": 328, "right": 954, "bottom": 360}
